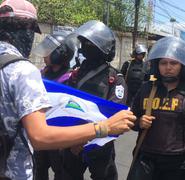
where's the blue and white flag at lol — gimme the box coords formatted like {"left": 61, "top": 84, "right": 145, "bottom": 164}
{"left": 43, "top": 79, "right": 128, "bottom": 151}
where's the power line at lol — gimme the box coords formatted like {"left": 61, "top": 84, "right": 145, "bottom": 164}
{"left": 153, "top": 18, "right": 185, "bottom": 35}
{"left": 153, "top": 19, "right": 172, "bottom": 28}
{"left": 164, "top": 8, "right": 185, "bottom": 23}
{"left": 155, "top": 3, "right": 171, "bottom": 18}
{"left": 174, "top": 20, "right": 185, "bottom": 30}
{"left": 155, "top": 9, "right": 170, "bottom": 20}
{"left": 157, "top": 0, "right": 185, "bottom": 24}
{"left": 159, "top": 0, "right": 185, "bottom": 14}
{"left": 155, "top": 5, "right": 185, "bottom": 23}
{"left": 148, "top": 0, "right": 185, "bottom": 36}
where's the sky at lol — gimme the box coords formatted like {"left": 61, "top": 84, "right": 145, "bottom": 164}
{"left": 150, "top": 0, "right": 185, "bottom": 36}
{"left": 153, "top": 0, "right": 185, "bottom": 24}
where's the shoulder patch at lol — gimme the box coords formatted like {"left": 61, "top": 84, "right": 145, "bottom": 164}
{"left": 115, "top": 85, "right": 124, "bottom": 99}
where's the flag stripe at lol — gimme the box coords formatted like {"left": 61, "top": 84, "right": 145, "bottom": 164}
{"left": 47, "top": 116, "right": 89, "bottom": 126}
{"left": 43, "top": 79, "right": 128, "bottom": 118}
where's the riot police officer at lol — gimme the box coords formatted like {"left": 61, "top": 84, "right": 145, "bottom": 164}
{"left": 63, "top": 20, "right": 128, "bottom": 180}
{"left": 32, "top": 33, "right": 75, "bottom": 180}
{"left": 121, "top": 44, "right": 148, "bottom": 106}
{"left": 32, "top": 33, "right": 75, "bottom": 83}
{"left": 128, "top": 36, "right": 185, "bottom": 180}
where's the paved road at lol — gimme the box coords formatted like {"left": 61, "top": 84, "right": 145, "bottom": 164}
{"left": 49, "top": 131, "right": 138, "bottom": 180}
{"left": 84, "top": 131, "right": 138, "bottom": 180}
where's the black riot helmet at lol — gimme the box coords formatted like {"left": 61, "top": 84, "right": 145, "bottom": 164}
{"left": 146, "top": 36, "right": 185, "bottom": 82}
{"left": 32, "top": 33, "right": 75, "bottom": 65}
{"left": 74, "top": 20, "right": 116, "bottom": 62}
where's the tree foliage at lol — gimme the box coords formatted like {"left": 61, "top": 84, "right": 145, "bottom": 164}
{"left": 0, "top": 0, "right": 149, "bottom": 32}
{"left": 31, "top": 0, "right": 99, "bottom": 26}
{"left": 31, "top": 0, "right": 148, "bottom": 31}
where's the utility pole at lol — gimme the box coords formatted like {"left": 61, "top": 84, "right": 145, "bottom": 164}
{"left": 146, "top": 0, "right": 154, "bottom": 47}
{"left": 170, "top": 17, "right": 176, "bottom": 35}
{"left": 132, "top": 0, "right": 141, "bottom": 50}
{"left": 103, "top": 0, "right": 110, "bottom": 25}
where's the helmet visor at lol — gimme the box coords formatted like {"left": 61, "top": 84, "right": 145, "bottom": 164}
{"left": 32, "top": 34, "right": 61, "bottom": 57}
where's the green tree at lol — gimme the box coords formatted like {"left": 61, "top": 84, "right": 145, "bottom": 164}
{"left": 0, "top": 0, "right": 149, "bottom": 32}
{"left": 32, "top": 0, "right": 99, "bottom": 26}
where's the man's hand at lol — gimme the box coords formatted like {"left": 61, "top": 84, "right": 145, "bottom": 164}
{"left": 106, "top": 110, "right": 136, "bottom": 135}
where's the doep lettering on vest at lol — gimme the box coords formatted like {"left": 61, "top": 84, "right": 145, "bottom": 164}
{"left": 143, "top": 98, "right": 179, "bottom": 111}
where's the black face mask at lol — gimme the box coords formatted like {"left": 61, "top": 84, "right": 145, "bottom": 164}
{"left": 80, "top": 46, "right": 104, "bottom": 61}
{"left": 0, "top": 29, "right": 34, "bottom": 58}
{"left": 80, "top": 38, "right": 106, "bottom": 62}
{"left": 161, "top": 76, "right": 179, "bottom": 83}
{"left": 78, "top": 48, "right": 105, "bottom": 73}
{"left": 77, "top": 46, "right": 105, "bottom": 78}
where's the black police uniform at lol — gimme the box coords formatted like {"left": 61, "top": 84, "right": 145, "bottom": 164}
{"left": 121, "top": 59, "right": 148, "bottom": 106}
{"left": 63, "top": 62, "right": 127, "bottom": 180}
{"left": 128, "top": 81, "right": 185, "bottom": 180}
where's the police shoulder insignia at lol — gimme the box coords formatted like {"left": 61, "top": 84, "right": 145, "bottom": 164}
{"left": 115, "top": 85, "right": 124, "bottom": 99}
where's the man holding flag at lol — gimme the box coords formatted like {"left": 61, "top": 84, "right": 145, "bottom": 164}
{"left": 63, "top": 20, "right": 127, "bottom": 180}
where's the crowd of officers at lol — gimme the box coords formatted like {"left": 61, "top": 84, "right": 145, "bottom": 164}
{"left": 32, "top": 19, "right": 185, "bottom": 180}
{"left": 32, "top": 20, "right": 128, "bottom": 180}
{"left": 0, "top": 0, "right": 185, "bottom": 180}
{"left": 31, "top": 18, "right": 148, "bottom": 180}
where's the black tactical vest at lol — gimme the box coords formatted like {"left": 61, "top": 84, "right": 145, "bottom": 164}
{"left": 70, "top": 65, "right": 122, "bottom": 100}
{"left": 77, "top": 67, "right": 113, "bottom": 99}
{"left": 127, "top": 60, "right": 145, "bottom": 92}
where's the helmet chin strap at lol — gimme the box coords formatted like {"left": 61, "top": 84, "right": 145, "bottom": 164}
{"left": 161, "top": 76, "right": 179, "bottom": 83}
